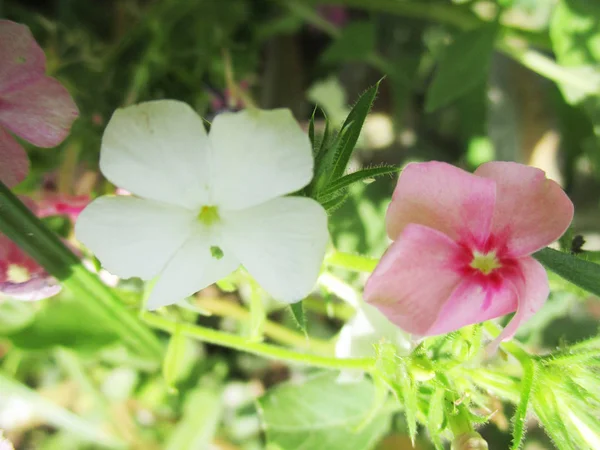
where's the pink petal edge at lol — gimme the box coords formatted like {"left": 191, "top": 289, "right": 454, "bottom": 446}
{"left": 0, "top": 76, "right": 79, "bottom": 147}
{"left": 386, "top": 161, "right": 496, "bottom": 244}
{"left": 0, "top": 126, "right": 29, "bottom": 187}
{"left": 475, "top": 161, "right": 574, "bottom": 256}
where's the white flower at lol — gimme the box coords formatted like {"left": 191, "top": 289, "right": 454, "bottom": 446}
{"left": 76, "top": 101, "right": 329, "bottom": 309}
{"left": 336, "top": 301, "right": 412, "bottom": 382}
{"left": 0, "top": 433, "right": 13, "bottom": 450}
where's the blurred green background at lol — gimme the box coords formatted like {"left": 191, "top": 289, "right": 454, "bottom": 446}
{"left": 1, "top": 0, "right": 600, "bottom": 449}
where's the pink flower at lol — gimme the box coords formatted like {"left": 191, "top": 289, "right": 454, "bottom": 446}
{"left": 37, "top": 192, "right": 90, "bottom": 223}
{"left": 365, "top": 161, "right": 574, "bottom": 347}
{"left": 0, "top": 20, "right": 78, "bottom": 187}
{"left": 0, "top": 197, "right": 60, "bottom": 301}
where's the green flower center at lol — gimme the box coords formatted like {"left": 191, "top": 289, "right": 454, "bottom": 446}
{"left": 470, "top": 251, "right": 502, "bottom": 275}
{"left": 198, "top": 205, "right": 220, "bottom": 226}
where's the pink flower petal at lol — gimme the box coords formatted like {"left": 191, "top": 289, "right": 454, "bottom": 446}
{"left": 386, "top": 162, "right": 496, "bottom": 244}
{"left": 489, "top": 257, "right": 549, "bottom": 350}
{"left": 425, "top": 277, "right": 518, "bottom": 336}
{"left": 0, "top": 276, "right": 61, "bottom": 301}
{"left": 364, "top": 223, "right": 463, "bottom": 335}
{"left": 0, "top": 126, "right": 28, "bottom": 187}
{"left": 0, "top": 20, "right": 46, "bottom": 93}
{"left": 0, "top": 76, "right": 79, "bottom": 147}
{"left": 475, "top": 161, "right": 574, "bottom": 256}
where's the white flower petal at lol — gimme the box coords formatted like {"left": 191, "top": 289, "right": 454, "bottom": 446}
{"left": 75, "top": 196, "right": 196, "bottom": 279}
{"left": 335, "top": 302, "right": 412, "bottom": 360}
{"left": 146, "top": 229, "right": 239, "bottom": 310}
{"left": 209, "top": 109, "right": 313, "bottom": 210}
{"left": 221, "top": 196, "right": 328, "bottom": 303}
{"left": 100, "top": 100, "right": 212, "bottom": 209}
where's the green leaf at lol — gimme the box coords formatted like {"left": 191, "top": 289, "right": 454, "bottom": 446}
{"left": 428, "top": 387, "right": 446, "bottom": 450}
{"left": 317, "top": 165, "right": 399, "bottom": 200}
{"left": 321, "top": 21, "right": 376, "bottom": 63}
{"left": 165, "top": 385, "right": 224, "bottom": 450}
{"left": 399, "top": 365, "right": 418, "bottom": 445}
{"left": 5, "top": 299, "right": 118, "bottom": 352}
{"left": 533, "top": 247, "right": 600, "bottom": 297}
{"left": 308, "top": 106, "right": 317, "bottom": 152}
{"left": 321, "top": 191, "right": 350, "bottom": 213}
{"left": 313, "top": 82, "right": 380, "bottom": 192}
{"left": 257, "top": 372, "right": 391, "bottom": 450}
{"left": 510, "top": 358, "right": 536, "bottom": 450}
{"left": 289, "top": 301, "right": 307, "bottom": 336}
{"left": 0, "top": 181, "right": 163, "bottom": 359}
{"left": 551, "top": 0, "right": 600, "bottom": 68}
{"left": 532, "top": 380, "right": 577, "bottom": 450}
{"left": 163, "top": 325, "right": 186, "bottom": 393}
{"left": 425, "top": 24, "right": 498, "bottom": 112}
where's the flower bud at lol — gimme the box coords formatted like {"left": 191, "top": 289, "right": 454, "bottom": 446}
{"left": 451, "top": 432, "right": 489, "bottom": 450}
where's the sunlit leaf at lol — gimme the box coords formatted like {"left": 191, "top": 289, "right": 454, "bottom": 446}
{"left": 425, "top": 25, "right": 498, "bottom": 112}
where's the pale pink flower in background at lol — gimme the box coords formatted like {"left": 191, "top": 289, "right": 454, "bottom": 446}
{"left": 316, "top": 6, "right": 349, "bottom": 28}
{"left": 365, "top": 161, "right": 574, "bottom": 348}
{"left": 37, "top": 192, "right": 90, "bottom": 223}
{"left": 0, "top": 20, "right": 78, "bottom": 187}
{"left": 0, "top": 198, "right": 60, "bottom": 301}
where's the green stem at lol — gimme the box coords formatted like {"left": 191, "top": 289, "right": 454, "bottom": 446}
{"left": 195, "top": 297, "right": 334, "bottom": 354}
{"left": 142, "top": 312, "right": 375, "bottom": 372}
{"left": 326, "top": 250, "right": 379, "bottom": 273}
{"left": 0, "top": 181, "right": 163, "bottom": 360}
{"left": 496, "top": 41, "right": 600, "bottom": 96}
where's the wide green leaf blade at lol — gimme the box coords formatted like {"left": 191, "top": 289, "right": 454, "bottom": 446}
{"left": 533, "top": 247, "right": 600, "bottom": 297}
{"left": 425, "top": 24, "right": 498, "bottom": 112}
{"left": 258, "top": 372, "right": 390, "bottom": 450}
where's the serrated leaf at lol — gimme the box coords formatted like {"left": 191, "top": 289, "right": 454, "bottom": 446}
{"left": 289, "top": 301, "right": 307, "bottom": 336}
{"left": 510, "top": 358, "right": 536, "bottom": 450}
{"left": 532, "top": 382, "right": 578, "bottom": 450}
{"left": 533, "top": 247, "right": 600, "bottom": 297}
{"left": 428, "top": 387, "right": 446, "bottom": 450}
{"left": 317, "top": 165, "right": 399, "bottom": 200}
{"left": 425, "top": 25, "right": 498, "bottom": 112}
{"left": 399, "top": 365, "right": 418, "bottom": 445}
{"left": 314, "top": 113, "right": 332, "bottom": 168}
{"left": 313, "top": 82, "right": 380, "bottom": 193}
{"left": 321, "top": 191, "right": 350, "bottom": 213}
{"left": 258, "top": 372, "right": 391, "bottom": 450}
{"left": 321, "top": 21, "right": 376, "bottom": 64}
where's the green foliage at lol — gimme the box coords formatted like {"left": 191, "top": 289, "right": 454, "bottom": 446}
{"left": 534, "top": 247, "right": 600, "bottom": 297}
{"left": 0, "top": 182, "right": 163, "bottom": 359}
{"left": 165, "top": 384, "right": 225, "bottom": 450}
{"left": 257, "top": 372, "right": 391, "bottom": 450}
{"left": 321, "top": 21, "right": 377, "bottom": 63}
{"left": 288, "top": 302, "right": 307, "bottom": 336}
{"left": 308, "top": 82, "right": 394, "bottom": 212}
{"left": 4, "top": 298, "right": 117, "bottom": 352}
{"left": 425, "top": 25, "right": 498, "bottom": 112}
